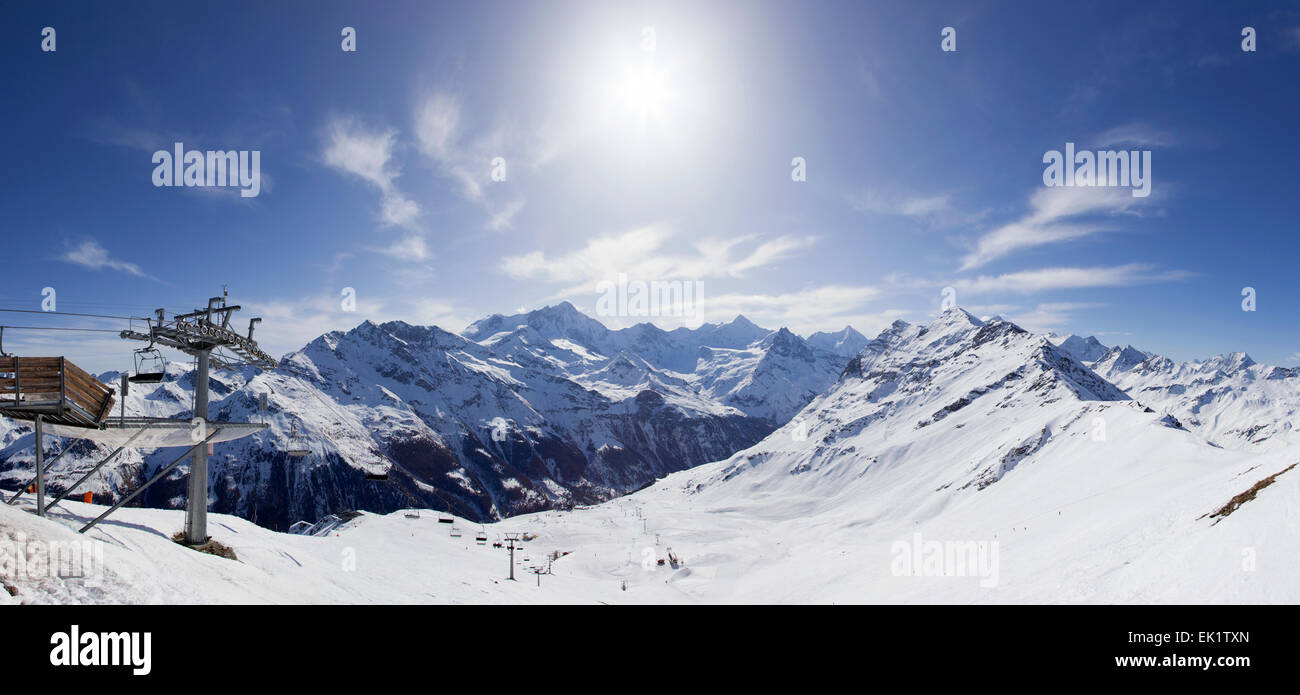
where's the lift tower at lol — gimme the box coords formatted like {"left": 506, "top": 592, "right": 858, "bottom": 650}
{"left": 120, "top": 291, "right": 276, "bottom": 544}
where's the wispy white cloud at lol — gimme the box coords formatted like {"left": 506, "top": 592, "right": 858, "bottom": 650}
{"left": 959, "top": 187, "right": 1148, "bottom": 270}
{"left": 957, "top": 301, "right": 1106, "bottom": 333}
{"left": 499, "top": 227, "right": 898, "bottom": 335}
{"left": 953, "top": 263, "right": 1192, "bottom": 295}
{"left": 700, "top": 286, "right": 902, "bottom": 337}
{"left": 414, "top": 93, "right": 527, "bottom": 231}
{"left": 370, "top": 235, "right": 430, "bottom": 262}
{"left": 321, "top": 117, "right": 422, "bottom": 230}
{"left": 500, "top": 224, "right": 818, "bottom": 300}
{"left": 246, "top": 292, "right": 471, "bottom": 359}
{"left": 849, "top": 190, "right": 951, "bottom": 219}
{"left": 488, "top": 199, "right": 527, "bottom": 232}
{"left": 1094, "top": 122, "right": 1177, "bottom": 148}
{"left": 318, "top": 252, "right": 354, "bottom": 273}
{"left": 1006, "top": 302, "right": 1105, "bottom": 332}
{"left": 59, "top": 240, "right": 155, "bottom": 280}
{"left": 964, "top": 303, "right": 1022, "bottom": 318}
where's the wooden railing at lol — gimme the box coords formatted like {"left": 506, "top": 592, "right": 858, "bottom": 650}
{"left": 0, "top": 357, "right": 115, "bottom": 424}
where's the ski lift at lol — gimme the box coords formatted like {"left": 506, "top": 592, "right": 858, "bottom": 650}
{"left": 475, "top": 527, "right": 487, "bottom": 544}
{"left": 129, "top": 347, "right": 167, "bottom": 383}
{"left": 364, "top": 464, "right": 390, "bottom": 481}
{"left": 284, "top": 421, "right": 311, "bottom": 458}
{"left": 404, "top": 510, "right": 420, "bottom": 519}
{"left": 450, "top": 524, "right": 462, "bottom": 538}
{"left": 438, "top": 512, "right": 453, "bottom": 524}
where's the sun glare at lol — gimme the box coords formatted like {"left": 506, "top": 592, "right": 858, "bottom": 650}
{"left": 615, "top": 63, "right": 673, "bottom": 130}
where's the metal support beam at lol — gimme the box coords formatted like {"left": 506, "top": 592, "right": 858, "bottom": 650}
{"left": 185, "top": 349, "right": 211, "bottom": 544}
{"left": 80, "top": 428, "right": 222, "bottom": 536}
{"left": 34, "top": 416, "right": 44, "bottom": 516}
{"left": 44, "top": 427, "right": 146, "bottom": 514}
{"left": 505, "top": 532, "right": 521, "bottom": 581}
{"left": 6, "top": 436, "right": 85, "bottom": 505}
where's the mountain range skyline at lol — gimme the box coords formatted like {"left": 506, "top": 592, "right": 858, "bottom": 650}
{"left": 270, "top": 299, "right": 1283, "bottom": 376}
{"left": 8, "top": 300, "right": 1294, "bottom": 529}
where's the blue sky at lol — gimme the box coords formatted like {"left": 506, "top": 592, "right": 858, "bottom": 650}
{"left": 2, "top": 0, "right": 1298, "bottom": 372}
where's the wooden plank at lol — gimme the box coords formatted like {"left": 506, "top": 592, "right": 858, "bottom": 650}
{"left": 62, "top": 360, "right": 103, "bottom": 386}
{"left": 65, "top": 369, "right": 110, "bottom": 399}
{"left": 13, "top": 359, "right": 63, "bottom": 371}
{"left": 1, "top": 378, "right": 63, "bottom": 391}
{"left": 1, "top": 376, "right": 63, "bottom": 387}
{"left": 65, "top": 367, "right": 111, "bottom": 395}
{"left": 66, "top": 368, "right": 111, "bottom": 397}
{"left": 62, "top": 380, "right": 107, "bottom": 412}
{"left": 11, "top": 368, "right": 63, "bottom": 379}
{"left": 12, "top": 359, "right": 62, "bottom": 368}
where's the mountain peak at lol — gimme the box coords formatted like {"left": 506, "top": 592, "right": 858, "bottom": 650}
{"left": 919, "top": 306, "right": 985, "bottom": 343}
{"left": 935, "top": 306, "right": 984, "bottom": 328}
{"left": 1202, "top": 351, "right": 1256, "bottom": 373}
{"left": 727, "top": 314, "right": 760, "bottom": 329}
{"left": 463, "top": 301, "right": 608, "bottom": 344}
{"left": 1055, "top": 334, "right": 1110, "bottom": 363}
{"left": 532, "top": 300, "right": 582, "bottom": 317}
{"left": 760, "top": 327, "right": 810, "bottom": 355}
{"left": 807, "top": 325, "right": 870, "bottom": 358}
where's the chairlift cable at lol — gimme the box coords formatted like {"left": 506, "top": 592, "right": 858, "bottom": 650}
{"left": 0, "top": 324, "right": 123, "bottom": 333}
{"left": 0, "top": 309, "right": 146, "bottom": 322}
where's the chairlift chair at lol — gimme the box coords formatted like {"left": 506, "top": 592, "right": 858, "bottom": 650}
{"left": 284, "top": 421, "right": 311, "bottom": 458}
{"left": 129, "top": 347, "right": 167, "bottom": 383}
{"left": 475, "top": 527, "right": 487, "bottom": 544}
{"left": 450, "top": 524, "right": 462, "bottom": 538}
{"left": 438, "top": 512, "right": 454, "bottom": 524}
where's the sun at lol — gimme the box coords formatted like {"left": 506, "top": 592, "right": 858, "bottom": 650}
{"left": 613, "top": 62, "right": 674, "bottom": 132}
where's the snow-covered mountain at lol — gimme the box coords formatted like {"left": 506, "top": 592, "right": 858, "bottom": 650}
{"left": 0, "top": 304, "right": 857, "bottom": 529}
{"left": 462, "top": 302, "right": 857, "bottom": 424}
{"left": 8, "top": 307, "right": 1294, "bottom": 605}
{"left": 699, "top": 309, "right": 1138, "bottom": 503}
{"left": 625, "top": 309, "right": 1299, "bottom": 601}
{"left": 806, "top": 325, "right": 870, "bottom": 358}
{"left": 694, "top": 328, "right": 848, "bottom": 423}
{"left": 1053, "top": 334, "right": 1110, "bottom": 363}
{"left": 1049, "top": 335, "right": 1300, "bottom": 450}
{"left": 1089, "top": 344, "right": 1152, "bottom": 378}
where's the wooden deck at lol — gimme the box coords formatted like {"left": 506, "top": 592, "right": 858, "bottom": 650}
{"left": 0, "top": 357, "right": 116, "bottom": 427}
